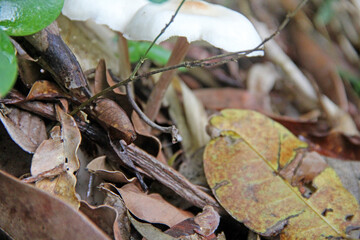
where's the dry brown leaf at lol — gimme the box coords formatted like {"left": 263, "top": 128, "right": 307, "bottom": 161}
{"left": 272, "top": 115, "right": 360, "bottom": 160}
{"left": 56, "top": 105, "right": 81, "bottom": 172}
{"left": 30, "top": 106, "right": 81, "bottom": 208}
{"left": 26, "top": 80, "right": 69, "bottom": 101}
{"left": 101, "top": 184, "right": 132, "bottom": 240}
{"left": 31, "top": 126, "right": 64, "bottom": 176}
{"left": 131, "top": 111, "right": 162, "bottom": 159}
{"left": 165, "top": 205, "right": 220, "bottom": 239}
{"left": 87, "top": 156, "right": 137, "bottom": 183}
{"left": 0, "top": 170, "right": 110, "bottom": 240}
{"left": 0, "top": 105, "right": 47, "bottom": 153}
{"left": 127, "top": 212, "right": 177, "bottom": 240}
{"left": 35, "top": 171, "right": 80, "bottom": 209}
{"left": 80, "top": 201, "right": 117, "bottom": 239}
{"left": 290, "top": 24, "right": 348, "bottom": 110}
{"left": 93, "top": 98, "right": 136, "bottom": 144}
{"left": 94, "top": 59, "right": 108, "bottom": 95}
{"left": 117, "top": 183, "right": 193, "bottom": 227}
{"left": 194, "top": 88, "right": 269, "bottom": 112}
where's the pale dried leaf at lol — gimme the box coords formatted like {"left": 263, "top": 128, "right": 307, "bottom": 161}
{"left": 0, "top": 105, "right": 47, "bottom": 153}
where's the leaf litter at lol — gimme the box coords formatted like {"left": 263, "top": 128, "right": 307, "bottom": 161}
{"left": 0, "top": 0, "right": 360, "bottom": 239}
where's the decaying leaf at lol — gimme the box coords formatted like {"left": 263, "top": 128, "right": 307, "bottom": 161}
{"left": 165, "top": 205, "right": 220, "bottom": 239}
{"left": 101, "top": 185, "right": 132, "bottom": 240}
{"left": 0, "top": 170, "right": 110, "bottom": 240}
{"left": 35, "top": 171, "right": 80, "bottom": 209}
{"left": 204, "top": 109, "right": 360, "bottom": 239}
{"left": 30, "top": 106, "right": 82, "bottom": 208}
{"left": 127, "top": 212, "right": 177, "bottom": 240}
{"left": 56, "top": 105, "right": 81, "bottom": 172}
{"left": 80, "top": 201, "right": 117, "bottom": 239}
{"left": 117, "top": 182, "right": 193, "bottom": 227}
{"left": 26, "top": 80, "right": 69, "bottom": 101}
{"left": 87, "top": 156, "right": 137, "bottom": 183}
{"left": 273, "top": 115, "right": 360, "bottom": 160}
{"left": 31, "top": 126, "right": 64, "bottom": 176}
{"left": 93, "top": 98, "right": 136, "bottom": 144}
{"left": 0, "top": 104, "right": 47, "bottom": 153}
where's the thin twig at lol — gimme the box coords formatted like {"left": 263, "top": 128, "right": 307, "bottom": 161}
{"left": 129, "top": 0, "right": 186, "bottom": 80}
{"left": 123, "top": 0, "right": 186, "bottom": 141}
{"left": 126, "top": 84, "right": 181, "bottom": 143}
{"left": 71, "top": 0, "right": 308, "bottom": 118}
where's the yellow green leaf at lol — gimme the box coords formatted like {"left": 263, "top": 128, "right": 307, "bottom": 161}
{"left": 203, "top": 109, "right": 360, "bottom": 239}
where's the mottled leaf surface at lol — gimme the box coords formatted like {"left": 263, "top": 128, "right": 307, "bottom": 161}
{"left": 204, "top": 109, "right": 360, "bottom": 239}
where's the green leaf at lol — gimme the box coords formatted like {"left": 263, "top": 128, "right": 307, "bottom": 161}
{"left": 128, "top": 40, "right": 171, "bottom": 66}
{"left": 0, "top": 0, "right": 64, "bottom": 36}
{"left": 0, "top": 29, "right": 17, "bottom": 97}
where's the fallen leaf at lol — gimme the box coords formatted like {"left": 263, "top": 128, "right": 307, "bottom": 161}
{"left": 31, "top": 126, "right": 64, "bottom": 176}
{"left": 101, "top": 184, "right": 132, "bottom": 240}
{"left": 165, "top": 205, "right": 220, "bottom": 239}
{"left": 94, "top": 59, "right": 108, "bottom": 95}
{"left": 93, "top": 98, "right": 136, "bottom": 144}
{"left": 290, "top": 24, "right": 348, "bottom": 110}
{"left": 117, "top": 183, "right": 193, "bottom": 227}
{"left": 0, "top": 123, "right": 32, "bottom": 178}
{"left": 0, "top": 104, "right": 47, "bottom": 153}
{"left": 0, "top": 170, "right": 110, "bottom": 240}
{"left": 35, "top": 171, "right": 80, "bottom": 209}
{"left": 87, "top": 156, "right": 137, "bottom": 183}
{"left": 56, "top": 105, "right": 81, "bottom": 172}
{"left": 80, "top": 201, "right": 117, "bottom": 239}
{"left": 166, "top": 76, "right": 210, "bottom": 156}
{"left": 26, "top": 80, "right": 69, "bottom": 101}
{"left": 194, "top": 88, "right": 269, "bottom": 112}
{"left": 30, "top": 106, "right": 82, "bottom": 208}
{"left": 127, "top": 211, "right": 177, "bottom": 240}
{"left": 131, "top": 111, "right": 162, "bottom": 158}
{"left": 204, "top": 109, "right": 360, "bottom": 239}
{"left": 272, "top": 115, "right": 360, "bottom": 160}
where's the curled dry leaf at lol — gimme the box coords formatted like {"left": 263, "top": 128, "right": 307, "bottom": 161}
{"left": 101, "top": 184, "right": 132, "bottom": 240}
{"left": 203, "top": 109, "right": 360, "bottom": 239}
{"left": 116, "top": 182, "right": 193, "bottom": 227}
{"left": 26, "top": 80, "right": 69, "bottom": 101}
{"left": 165, "top": 205, "right": 220, "bottom": 239}
{"left": 0, "top": 170, "right": 110, "bottom": 240}
{"left": 56, "top": 105, "right": 81, "bottom": 173}
{"left": 30, "top": 106, "right": 81, "bottom": 208}
{"left": 93, "top": 98, "right": 136, "bottom": 144}
{"left": 131, "top": 111, "right": 162, "bottom": 158}
{"left": 87, "top": 156, "right": 137, "bottom": 183}
{"left": 80, "top": 201, "right": 117, "bottom": 239}
{"left": 0, "top": 104, "right": 47, "bottom": 153}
